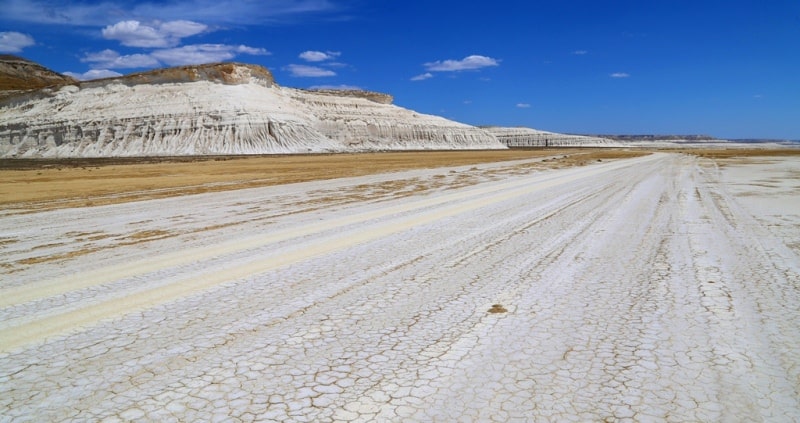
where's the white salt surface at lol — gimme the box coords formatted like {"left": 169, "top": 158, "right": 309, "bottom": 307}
{"left": 716, "top": 157, "right": 800, "bottom": 256}
{"left": 1, "top": 153, "right": 799, "bottom": 421}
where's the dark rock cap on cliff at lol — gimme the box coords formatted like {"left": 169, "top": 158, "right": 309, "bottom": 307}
{"left": 0, "top": 58, "right": 396, "bottom": 104}
{"left": 0, "top": 55, "right": 78, "bottom": 94}
{"left": 79, "top": 62, "right": 276, "bottom": 88}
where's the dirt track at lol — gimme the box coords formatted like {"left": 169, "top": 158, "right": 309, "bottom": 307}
{"left": 1, "top": 152, "right": 799, "bottom": 421}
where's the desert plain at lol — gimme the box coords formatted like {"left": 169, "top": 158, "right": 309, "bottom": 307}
{"left": 1, "top": 148, "right": 799, "bottom": 421}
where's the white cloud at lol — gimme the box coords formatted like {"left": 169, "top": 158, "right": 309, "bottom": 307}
{"left": 516, "top": 103, "right": 531, "bottom": 108}
{"left": 308, "top": 84, "right": 362, "bottom": 90}
{"left": 151, "top": 45, "right": 231, "bottom": 66}
{"left": 573, "top": 50, "right": 588, "bottom": 55}
{"left": 0, "top": 0, "right": 339, "bottom": 26}
{"left": 102, "top": 20, "right": 207, "bottom": 48}
{"left": 159, "top": 20, "right": 208, "bottom": 38}
{"left": 299, "top": 50, "right": 341, "bottom": 62}
{"left": 610, "top": 72, "right": 630, "bottom": 78}
{"left": 0, "top": 31, "right": 35, "bottom": 53}
{"left": 63, "top": 69, "right": 123, "bottom": 81}
{"left": 80, "top": 45, "right": 267, "bottom": 69}
{"left": 236, "top": 45, "right": 270, "bottom": 55}
{"left": 151, "top": 44, "right": 269, "bottom": 66}
{"left": 410, "top": 72, "right": 433, "bottom": 81}
{"left": 102, "top": 21, "right": 165, "bottom": 48}
{"left": 424, "top": 55, "right": 499, "bottom": 72}
{"left": 284, "top": 64, "right": 336, "bottom": 77}
{"left": 81, "top": 49, "right": 160, "bottom": 69}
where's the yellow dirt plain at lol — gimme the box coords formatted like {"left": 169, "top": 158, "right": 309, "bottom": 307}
{"left": 2, "top": 148, "right": 796, "bottom": 211}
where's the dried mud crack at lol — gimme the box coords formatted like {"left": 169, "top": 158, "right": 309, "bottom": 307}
{"left": 1, "top": 151, "right": 799, "bottom": 421}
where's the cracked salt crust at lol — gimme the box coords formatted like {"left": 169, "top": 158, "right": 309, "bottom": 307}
{"left": 1, "top": 153, "right": 799, "bottom": 421}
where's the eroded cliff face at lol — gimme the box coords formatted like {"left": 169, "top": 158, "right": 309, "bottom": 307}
{"left": 290, "top": 90, "right": 499, "bottom": 151}
{"left": 0, "top": 81, "right": 333, "bottom": 157}
{"left": 0, "top": 63, "right": 504, "bottom": 158}
{"left": 484, "top": 127, "right": 622, "bottom": 148}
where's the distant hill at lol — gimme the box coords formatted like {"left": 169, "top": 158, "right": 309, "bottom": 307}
{"left": 729, "top": 138, "right": 800, "bottom": 144}
{"left": 588, "top": 135, "right": 800, "bottom": 146}
{"left": 482, "top": 126, "right": 621, "bottom": 147}
{"left": 585, "top": 134, "right": 719, "bottom": 142}
{"left": 0, "top": 55, "right": 77, "bottom": 96}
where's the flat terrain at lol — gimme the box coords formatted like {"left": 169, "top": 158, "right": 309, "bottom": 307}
{"left": 1, "top": 150, "right": 799, "bottom": 421}
{"left": 0, "top": 149, "right": 644, "bottom": 212}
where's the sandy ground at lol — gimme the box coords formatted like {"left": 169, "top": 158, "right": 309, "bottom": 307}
{"left": 1, "top": 152, "right": 799, "bottom": 421}
{"left": 0, "top": 149, "right": 645, "bottom": 212}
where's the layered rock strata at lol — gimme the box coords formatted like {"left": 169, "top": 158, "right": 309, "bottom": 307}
{"left": 0, "top": 63, "right": 503, "bottom": 157}
{"left": 485, "top": 126, "right": 622, "bottom": 147}
{"left": 291, "top": 90, "right": 497, "bottom": 151}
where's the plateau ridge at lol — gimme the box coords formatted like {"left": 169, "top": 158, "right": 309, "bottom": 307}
{"left": 0, "top": 59, "right": 618, "bottom": 157}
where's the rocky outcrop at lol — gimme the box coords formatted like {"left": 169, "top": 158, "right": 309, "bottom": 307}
{"left": 302, "top": 89, "right": 393, "bottom": 104}
{"left": 483, "top": 126, "right": 622, "bottom": 147}
{"left": 0, "top": 62, "right": 504, "bottom": 157}
{"left": 80, "top": 62, "right": 275, "bottom": 88}
{"left": 0, "top": 55, "right": 77, "bottom": 98}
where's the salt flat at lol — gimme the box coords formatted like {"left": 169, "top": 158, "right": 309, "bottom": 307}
{"left": 1, "top": 153, "right": 799, "bottom": 422}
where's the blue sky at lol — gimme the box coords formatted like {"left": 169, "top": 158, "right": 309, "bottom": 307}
{"left": 1, "top": 0, "right": 798, "bottom": 139}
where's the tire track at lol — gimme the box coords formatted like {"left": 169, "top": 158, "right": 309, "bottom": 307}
{"left": 7, "top": 153, "right": 797, "bottom": 422}
{"left": 0, "top": 155, "right": 660, "bottom": 353}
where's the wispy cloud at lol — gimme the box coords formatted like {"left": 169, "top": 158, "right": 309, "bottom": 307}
{"left": 63, "top": 69, "right": 123, "bottom": 81}
{"left": 516, "top": 103, "right": 531, "bottom": 108}
{"left": 133, "top": 0, "right": 340, "bottom": 25}
{"left": 0, "top": 31, "right": 35, "bottom": 53}
{"left": 234, "top": 45, "right": 269, "bottom": 55}
{"left": 284, "top": 64, "right": 336, "bottom": 77}
{"left": 573, "top": 50, "right": 588, "bottom": 55}
{"left": 82, "top": 49, "right": 160, "bottom": 69}
{"left": 0, "top": 0, "right": 340, "bottom": 26}
{"left": 610, "top": 72, "right": 630, "bottom": 78}
{"left": 410, "top": 72, "right": 433, "bottom": 81}
{"left": 151, "top": 44, "right": 269, "bottom": 66}
{"left": 78, "top": 44, "right": 267, "bottom": 70}
{"left": 102, "top": 20, "right": 207, "bottom": 48}
{"left": 72, "top": 43, "right": 268, "bottom": 73}
{"left": 299, "top": 50, "right": 341, "bottom": 62}
{"left": 424, "top": 55, "right": 499, "bottom": 72}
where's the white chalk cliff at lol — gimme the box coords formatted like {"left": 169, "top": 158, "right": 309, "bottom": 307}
{"left": 0, "top": 63, "right": 506, "bottom": 157}
{"left": 483, "top": 126, "right": 621, "bottom": 147}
